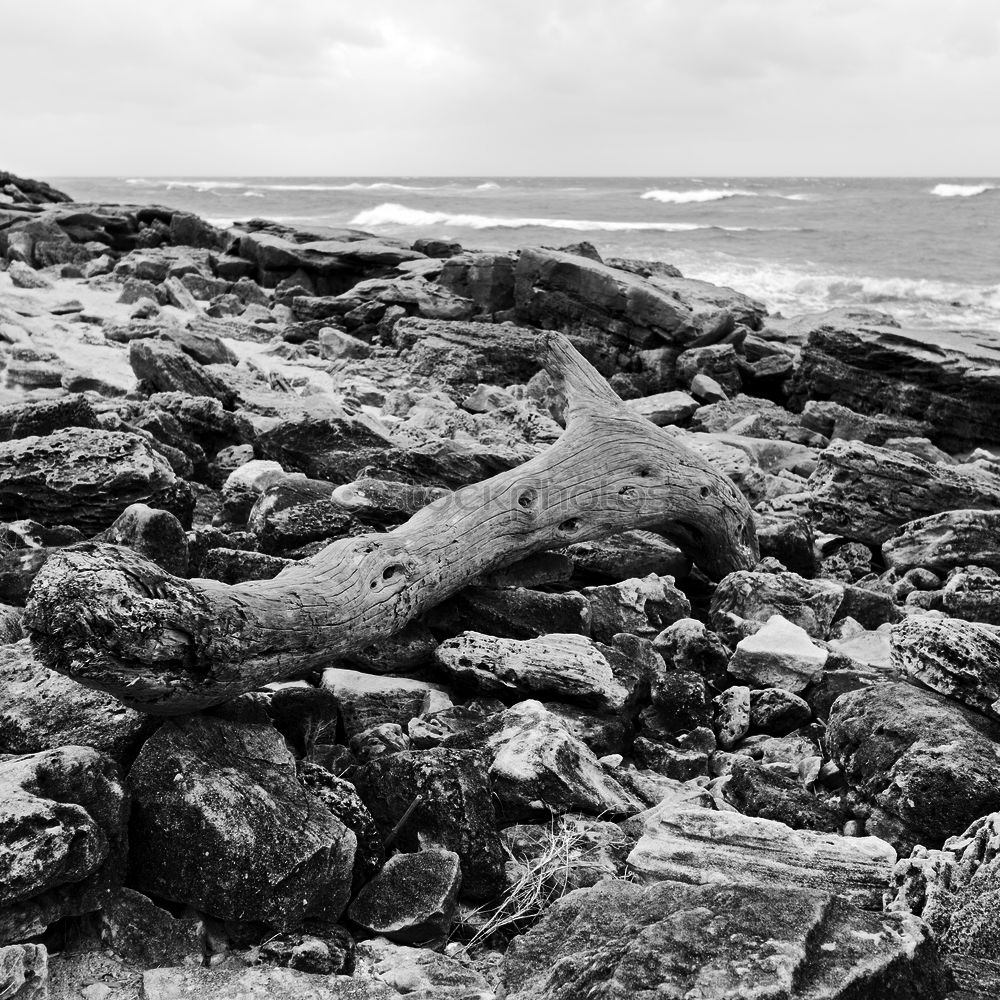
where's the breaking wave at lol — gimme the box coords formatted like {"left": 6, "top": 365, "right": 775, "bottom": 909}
{"left": 348, "top": 202, "right": 799, "bottom": 232}
{"left": 683, "top": 256, "right": 1000, "bottom": 332}
{"left": 641, "top": 187, "right": 812, "bottom": 204}
{"left": 931, "top": 183, "right": 996, "bottom": 198}
{"left": 641, "top": 188, "right": 757, "bottom": 203}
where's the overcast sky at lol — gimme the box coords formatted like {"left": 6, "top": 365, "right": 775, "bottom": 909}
{"left": 3, "top": 0, "right": 998, "bottom": 177}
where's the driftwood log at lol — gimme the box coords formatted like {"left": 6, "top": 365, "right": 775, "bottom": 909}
{"left": 24, "top": 333, "right": 758, "bottom": 714}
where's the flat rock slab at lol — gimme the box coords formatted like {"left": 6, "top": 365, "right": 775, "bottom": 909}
{"left": 789, "top": 317, "right": 1000, "bottom": 452}
{"left": 433, "top": 631, "right": 632, "bottom": 711}
{"left": 627, "top": 806, "right": 894, "bottom": 908}
{"left": 142, "top": 964, "right": 397, "bottom": 1000}
{"left": 0, "top": 427, "right": 176, "bottom": 532}
{"left": 808, "top": 440, "right": 1000, "bottom": 545}
{"left": 502, "top": 878, "right": 949, "bottom": 1000}
{"left": 883, "top": 509, "right": 1000, "bottom": 574}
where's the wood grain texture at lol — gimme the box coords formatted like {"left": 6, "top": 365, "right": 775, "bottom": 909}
{"left": 24, "top": 332, "right": 757, "bottom": 714}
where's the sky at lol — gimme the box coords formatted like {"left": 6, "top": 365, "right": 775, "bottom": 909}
{"left": 2, "top": 0, "right": 999, "bottom": 177}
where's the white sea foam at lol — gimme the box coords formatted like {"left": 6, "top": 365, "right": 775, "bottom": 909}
{"left": 641, "top": 188, "right": 757, "bottom": 204}
{"left": 348, "top": 202, "right": 793, "bottom": 232}
{"left": 931, "top": 183, "right": 996, "bottom": 198}
{"left": 476, "top": 182, "right": 501, "bottom": 190}
{"left": 678, "top": 255, "right": 1000, "bottom": 331}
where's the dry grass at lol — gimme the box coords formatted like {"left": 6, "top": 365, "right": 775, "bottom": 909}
{"left": 455, "top": 818, "right": 632, "bottom": 952}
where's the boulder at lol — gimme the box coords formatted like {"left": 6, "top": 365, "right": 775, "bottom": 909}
{"left": 888, "top": 811, "right": 1000, "bottom": 969}
{"left": 393, "top": 316, "right": 544, "bottom": 391}
{"left": 237, "top": 229, "right": 425, "bottom": 294}
{"left": 581, "top": 574, "right": 690, "bottom": 643}
{"left": 102, "top": 502, "right": 189, "bottom": 576}
{"left": 129, "top": 338, "right": 237, "bottom": 405}
{"left": 433, "top": 632, "right": 635, "bottom": 711}
{"left": 0, "top": 944, "right": 47, "bottom": 1000}
{"left": 726, "top": 756, "right": 845, "bottom": 832}
{"left": 808, "top": 440, "right": 1000, "bottom": 545}
{"left": 0, "top": 395, "right": 98, "bottom": 442}
{"left": 255, "top": 411, "right": 397, "bottom": 485}
{"left": 0, "top": 640, "right": 153, "bottom": 764}
{"left": 883, "top": 509, "right": 1000, "bottom": 574}
{"left": 625, "top": 390, "right": 698, "bottom": 426}
{"left": 790, "top": 316, "right": 1000, "bottom": 451}
{"left": 320, "top": 668, "right": 445, "bottom": 742}
{"left": 442, "top": 700, "right": 644, "bottom": 819}
{"left": 892, "top": 616, "right": 1000, "bottom": 720}
{"left": 99, "top": 887, "right": 203, "bottom": 966}
{"left": 427, "top": 586, "right": 591, "bottom": 640}
{"left": 565, "top": 530, "right": 690, "bottom": 583}
{"left": 436, "top": 250, "right": 517, "bottom": 312}
{"left": 0, "top": 427, "right": 176, "bottom": 532}
{"left": 827, "top": 682, "right": 1000, "bottom": 851}
{"left": 0, "top": 746, "right": 128, "bottom": 944}
{"left": 502, "top": 878, "right": 947, "bottom": 1000}
{"left": 942, "top": 569, "right": 1000, "bottom": 625}
{"left": 652, "top": 618, "right": 731, "bottom": 689}
{"left": 711, "top": 570, "right": 844, "bottom": 640}
{"left": 713, "top": 685, "right": 751, "bottom": 749}
{"left": 801, "top": 398, "right": 930, "bottom": 445}
{"left": 750, "top": 687, "right": 812, "bottom": 734}
{"left": 627, "top": 804, "right": 893, "bottom": 907}
{"left": 513, "top": 247, "right": 697, "bottom": 349}
{"left": 348, "top": 848, "right": 461, "bottom": 945}
{"left": 128, "top": 716, "right": 356, "bottom": 928}
{"left": 349, "top": 747, "right": 504, "bottom": 901}
{"left": 354, "top": 937, "right": 492, "bottom": 997}
{"left": 728, "top": 615, "right": 828, "bottom": 693}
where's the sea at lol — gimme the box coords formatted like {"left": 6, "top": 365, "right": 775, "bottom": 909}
{"left": 51, "top": 176, "right": 1000, "bottom": 335}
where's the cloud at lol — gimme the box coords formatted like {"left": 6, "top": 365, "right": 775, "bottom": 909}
{"left": 1, "top": 0, "right": 997, "bottom": 174}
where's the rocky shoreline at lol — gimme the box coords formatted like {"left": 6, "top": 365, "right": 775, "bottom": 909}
{"left": 2, "top": 167, "right": 1000, "bottom": 998}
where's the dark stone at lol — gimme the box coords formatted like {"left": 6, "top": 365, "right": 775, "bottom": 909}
{"left": 348, "top": 848, "right": 461, "bottom": 945}
{"left": 128, "top": 716, "right": 356, "bottom": 928}
{"left": 727, "top": 756, "right": 845, "bottom": 832}
{"left": 427, "top": 586, "right": 591, "bottom": 640}
{"left": 0, "top": 640, "right": 154, "bottom": 764}
{"left": 0, "top": 427, "right": 177, "bottom": 533}
{"left": 349, "top": 748, "right": 504, "bottom": 901}
{"left": 828, "top": 682, "right": 1000, "bottom": 852}
{"left": 103, "top": 502, "right": 189, "bottom": 576}
{"left": 0, "top": 746, "right": 129, "bottom": 944}
{"left": 0, "top": 396, "right": 98, "bottom": 442}
{"left": 502, "top": 879, "right": 948, "bottom": 1000}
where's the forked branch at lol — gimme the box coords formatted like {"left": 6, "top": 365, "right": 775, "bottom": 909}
{"left": 25, "top": 333, "right": 757, "bottom": 714}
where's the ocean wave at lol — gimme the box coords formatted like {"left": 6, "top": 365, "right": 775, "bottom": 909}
{"left": 347, "top": 202, "right": 796, "bottom": 233}
{"left": 682, "top": 255, "right": 1000, "bottom": 330}
{"left": 641, "top": 188, "right": 758, "bottom": 204}
{"left": 931, "top": 183, "right": 996, "bottom": 198}
{"left": 475, "top": 182, "right": 501, "bottom": 190}
{"left": 243, "top": 191, "right": 265, "bottom": 198}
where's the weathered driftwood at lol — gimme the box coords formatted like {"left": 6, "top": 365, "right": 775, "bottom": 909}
{"left": 24, "top": 332, "right": 757, "bottom": 714}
